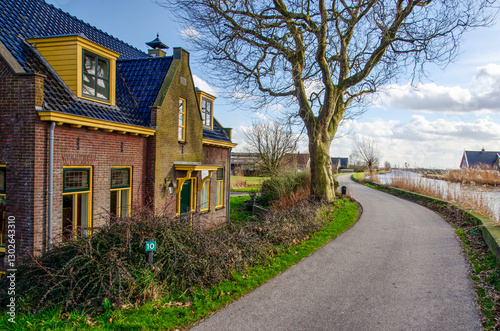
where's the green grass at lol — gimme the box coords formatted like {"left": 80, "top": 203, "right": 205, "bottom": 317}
{"left": 6, "top": 199, "right": 358, "bottom": 331}
{"left": 229, "top": 195, "right": 253, "bottom": 222}
{"left": 351, "top": 172, "right": 366, "bottom": 181}
{"left": 231, "top": 186, "right": 261, "bottom": 193}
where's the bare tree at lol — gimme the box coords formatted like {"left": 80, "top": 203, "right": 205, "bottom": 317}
{"left": 352, "top": 137, "right": 382, "bottom": 174}
{"left": 244, "top": 121, "right": 299, "bottom": 176}
{"left": 160, "top": 0, "right": 498, "bottom": 201}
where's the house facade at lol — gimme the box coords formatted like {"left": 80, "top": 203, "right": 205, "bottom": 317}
{"left": 460, "top": 149, "right": 500, "bottom": 170}
{"left": 331, "top": 157, "right": 349, "bottom": 173}
{"left": 0, "top": 0, "right": 235, "bottom": 267}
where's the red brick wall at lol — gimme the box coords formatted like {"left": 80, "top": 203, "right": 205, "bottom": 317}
{"left": 0, "top": 68, "right": 43, "bottom": 262}
{"left": 0, "top": 56, "right": 149, "bottom": 261}
{"left": 199, "top": 145, "right": 231, "bottom": 229}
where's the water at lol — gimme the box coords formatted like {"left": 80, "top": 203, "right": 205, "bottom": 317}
{"left": 376, "top": 170, "right": 500, "bottom": 222}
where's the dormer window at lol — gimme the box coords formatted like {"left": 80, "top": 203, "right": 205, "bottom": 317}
{"left": 27, "top": 35, "right": 119, "bottom": 106}
{"left": 201, "top": 98, "right": 212, "bottom": 128}
{"left": 197, "top": 90, "right": 216, "bottom": 129}
{"left": 83, "top": 51, "right": 110, "bottom": 101}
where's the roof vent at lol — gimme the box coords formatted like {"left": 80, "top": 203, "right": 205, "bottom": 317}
{"left": 146, "top": 33, "right": 169, "bottom": 57}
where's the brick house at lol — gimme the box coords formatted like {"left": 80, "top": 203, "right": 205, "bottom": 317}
{"left": 0, "top": 0, "right": 236, "bottom": 267}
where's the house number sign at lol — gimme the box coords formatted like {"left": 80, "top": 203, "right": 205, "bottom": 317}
{"left": 146, "top": 240, "right": 156, "bottom": 252}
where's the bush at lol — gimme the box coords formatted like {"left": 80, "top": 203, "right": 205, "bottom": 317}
{"left": 260, "top": 171, "right": 310, "bottom": 207}
{"left": 1, "top": 198, "right": 337, "bottom": 316}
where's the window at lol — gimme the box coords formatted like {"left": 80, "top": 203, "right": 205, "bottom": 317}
{"left": 0, "top": 166, "right": 5, "bottom": 249}
{"left": 62, "top": 167, "right": 92, "bottom": 241}
{"left": 200, "top": 179, "right": 210, "bottom": 212}
{"left": 177, "top": 178, "right": 197, "bottom": 215}
{"left": 178, "top": 98, "right": 186, "bottom": 141}
{"left": 82, "top": 50, "right": 110, "bottom": 101}
{"left": 216, "top": 167, "right": 224, "bottom": 208}
{"left": 110, "top": 167, "right": 132, "bottom": 218}
{"left": 201, "top": 98, "right": 212, "bottom": 128}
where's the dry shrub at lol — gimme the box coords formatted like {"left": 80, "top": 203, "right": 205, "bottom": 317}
{"left": 272, "top": 185, "right": 310, "bottom": 210}
{"left": 1, "top": 198, "right": 333, "bottom": 315}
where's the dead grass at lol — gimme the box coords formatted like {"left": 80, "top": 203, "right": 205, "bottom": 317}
{"left": 373, "top": 173, "right": 499, "bottom": 222}
{"left": 446, "top": 167, "right": 500, "bottom": 186}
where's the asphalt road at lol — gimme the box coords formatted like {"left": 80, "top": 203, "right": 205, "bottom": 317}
{"left": 191, "top": 175, "right": 480, "bottom": 330}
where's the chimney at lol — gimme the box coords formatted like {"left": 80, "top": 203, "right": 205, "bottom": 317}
{"left": 146, "top": 33, "right": 169, "bottom": 57}
{"left": 481, "top": 147, "right": 485, "bottom": 153}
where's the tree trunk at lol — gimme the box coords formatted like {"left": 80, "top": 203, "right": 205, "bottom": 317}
{"left": 309, "top": 136, "right": 335, "bottom": 201}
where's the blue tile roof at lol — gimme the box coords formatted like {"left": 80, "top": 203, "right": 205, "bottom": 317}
{"left": 0, "top": 0, "right": 151, "bottom": 127}
{"left": 203, "top": 119, "right": 232, "bottom": 143}
{"left": 117, "top": 57, "right": 173, "bottom": 124}
{"left": 464, "top": 151, "right": 500, "bottom": 167}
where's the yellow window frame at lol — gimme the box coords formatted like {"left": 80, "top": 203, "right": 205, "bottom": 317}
{"left": 200, "top": 180, "right": 210, "bottom": 212}
{"left": 62, "top": 166, "right": 93, "bottom": 239}
{"left": 216, "top": 167, "right": 224, "bottom": 209}
{"left": 0, "top": 164, "right": 5, "bottom": 251}
{"left": 110, "top": 166, "right": 132, "bottom": 218}
{"left": 178, "top": 98, "right": 186, "bottom": 142}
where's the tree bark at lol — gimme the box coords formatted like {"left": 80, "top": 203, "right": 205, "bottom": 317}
{"left": 308, "top": 133, "right": 335, "bottom": 201}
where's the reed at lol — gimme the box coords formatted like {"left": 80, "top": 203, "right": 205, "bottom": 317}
{"left": 445, "top": 167, "right": 500, "bottom": 186}
{"left": 374, "top": 173, "right": 500, "bottom": 222}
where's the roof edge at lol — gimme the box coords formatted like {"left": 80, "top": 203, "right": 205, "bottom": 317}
{"left": 0, "top": 40, "right": 26, "bottom": 74}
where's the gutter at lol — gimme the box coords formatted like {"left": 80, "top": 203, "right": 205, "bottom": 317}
{"left": 48, "top": 121, "right": 56, "bottom": 250}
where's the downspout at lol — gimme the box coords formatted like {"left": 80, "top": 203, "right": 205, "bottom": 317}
{"left": 48, "top": 121, "right": 55, "bottom": 250}
{"left": 227, "top": 150, "right": 231, "bottom": 224}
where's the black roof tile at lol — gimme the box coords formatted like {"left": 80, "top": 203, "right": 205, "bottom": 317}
{"left": 203, "top": 119, "right": 232, "bottom": 143}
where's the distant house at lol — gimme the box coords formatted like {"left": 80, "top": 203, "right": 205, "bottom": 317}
{"left": 460, "top": 149, "right": 500, "bottom": 170}
{"left": 331, "top": 157, "right": 349, "bottom": 173}
{"left": 231, "top": 152, "right": 310, "bottom": 175}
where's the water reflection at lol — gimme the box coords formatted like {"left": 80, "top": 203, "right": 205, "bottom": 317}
{"left": 376, "top": 170, "right": 500, "bottom": 222}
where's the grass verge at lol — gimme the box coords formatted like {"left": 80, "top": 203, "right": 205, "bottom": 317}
{"left": 3, "top": 199, "right": 358, "bottom": 331}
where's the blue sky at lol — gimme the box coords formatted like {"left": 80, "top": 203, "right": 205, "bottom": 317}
{"left": 46, "top": 0, "right": 500, "bottom": 169}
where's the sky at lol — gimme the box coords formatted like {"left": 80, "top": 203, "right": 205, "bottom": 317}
{"left": 45, "top": 0, "right": 500, "bottom": 169}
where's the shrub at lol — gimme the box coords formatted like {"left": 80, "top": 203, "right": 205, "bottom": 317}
{"left": 1, "top": 197, "right": 338, "bottom": 316}
{"left": 260, "top": 171, "right": 310, "bottom": 207}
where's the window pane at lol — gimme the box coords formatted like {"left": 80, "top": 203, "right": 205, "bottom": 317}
{"left": 78, "top": 193, "right": 89, "bottom": 237}
{"left": 178, "top": 113, "right": 184, "bottom": 126}
{"left": 84, "top": 54, "right": 95, "bottom": 74}
{"left": 62, "top": 195, "right": 74, "bottom": 241}
{"left": 0, "top": 168, "right": 5, "bottom": 193}
{"left": 178, "top": 127, "right": 184, "bottom": 140}
{"left": 110, "top": 190, "right": 118, "bottom": 216}
{"left": 64, "top": 169, "right": 89, "bottom": 192}
{"left": 97, "top": 59, "right": 108, "bottom": 78}
{"left": 111, "top": 169, "right": 130, "bottom": 188}
{"left": 216, "top": 168, "right": 224, "bottom": 180}
{"left": 82, "top": 73, "right": 95, "bottom": 96}
{"left": 96, "top": 79, "right": 108, "bottom": 99}
{"left": 179, "top": 99, "right": 184, "bottom": 111}
{"left": 121, "top": 189, "right": 129, "bottom": 217}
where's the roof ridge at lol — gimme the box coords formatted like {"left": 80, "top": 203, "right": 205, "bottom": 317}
{"left": 41, "top": 0, "right": 147, "bottom": 57}
{"left": 117, "top": 56, "right": 174, "bottom": 62}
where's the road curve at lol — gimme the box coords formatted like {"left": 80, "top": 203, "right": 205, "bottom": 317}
{"left": 191, "top": 175, "right": 480, "bottom": 330}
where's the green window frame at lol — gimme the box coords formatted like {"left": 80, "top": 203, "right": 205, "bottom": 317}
{"left": 82, "top": 50, "right": 110, "bottom": 101}
{"left": 201, "top": 98, "right": 212, "bottom": 128}
{"left": 216, "top": 167, "right": 224, "bottom": 208}
{"left": 110, "top": 167, "right": 132, "bottom": 218}
{"left": 62, "top": 167, "right": 92, "bottom": 241}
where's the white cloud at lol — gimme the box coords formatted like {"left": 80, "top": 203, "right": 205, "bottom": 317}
{"left": 179, "top": 26, "right": 201, "bottom": 39}
{"left": 331, "top": 116, "right": 500, "bottom": 169}
{"left": 378, "top": 64, "right": 500, "bottom": 113}
{"left": 192, "top": 75, "right": 218, "bottom": 96}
